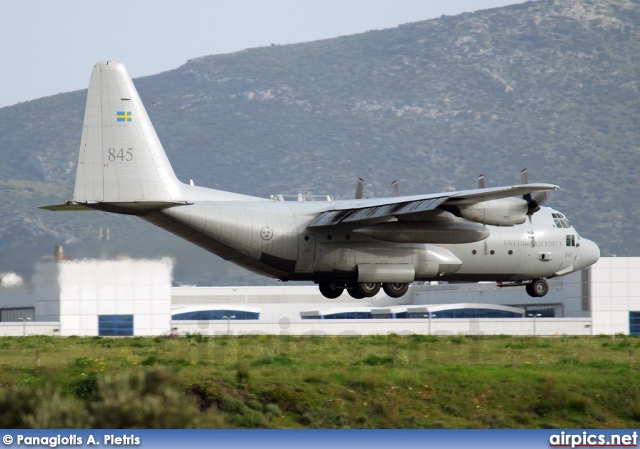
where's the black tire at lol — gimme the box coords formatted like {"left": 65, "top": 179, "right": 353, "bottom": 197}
{"left": 525, "top": 282, "right": 535, "bottom": 297}
{"left": 356, "top": 282, "right": 381, "bottom": 297}
{"left": 319, "top": 282, "right": 344, "bottom": 299}
{"left": 383, "top": 283, "right": 410, "bottom": 298}
{"left": 527, "top": 279, "right": 549, "bottom": 298}
{"left": 347, "top": 288, "right": 366, "bottom": 299}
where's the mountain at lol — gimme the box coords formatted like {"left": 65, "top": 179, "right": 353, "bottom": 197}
{"left": 0, "top": 0, "right": 638, "bottom": 284}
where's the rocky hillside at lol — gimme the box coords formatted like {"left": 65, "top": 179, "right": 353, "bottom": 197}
{"left": 0, "top": 0, "right": 637, "bottom": 284}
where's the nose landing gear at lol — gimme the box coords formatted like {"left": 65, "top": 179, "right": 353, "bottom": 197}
{"left": 526, "top": 279, "right": 549, "bottom": 297}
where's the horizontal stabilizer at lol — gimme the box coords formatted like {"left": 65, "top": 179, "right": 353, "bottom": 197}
{"left": 39, "top": 202, "right": 95, "bottom": 211}
{"left": 39, "top": 200, "right": 191, "bottom": 213}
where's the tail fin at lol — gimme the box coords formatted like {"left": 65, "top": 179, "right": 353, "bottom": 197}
{"left": 73, "top": 61, "right": 181, "bottom": 203}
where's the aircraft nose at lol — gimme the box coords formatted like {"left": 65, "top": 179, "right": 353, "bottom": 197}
{"left": 577, "top": 238, "right": 600, "bottom": 270}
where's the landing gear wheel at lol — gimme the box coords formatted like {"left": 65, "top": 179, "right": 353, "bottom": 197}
{"left": 319, "top": 282, "right": 344, "bottom": 299}
{"left": 356, "top": 282, "right": 381, "bottom": 297}
{"left": 525, "top": 283, "right": 534, "bottom": 297}
{"left": 348, "top": 288, "right": 366, "bottom": 299}
{"left": 526, "top": 279, "right": 549, "bottom": 298}
{"left": 383, "top": 283, "right": 410, "bottom": 298}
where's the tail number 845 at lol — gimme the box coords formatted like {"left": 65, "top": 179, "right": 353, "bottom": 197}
{"left": 107, "top": 148, "right": 133, "bottom": 162}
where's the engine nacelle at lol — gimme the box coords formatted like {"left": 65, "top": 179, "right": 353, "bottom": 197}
{"left": 353, "top": 220, "right": 490, "bottom": 244}
{"left": 457, "top": 198, "right": 528, "bottom": 226}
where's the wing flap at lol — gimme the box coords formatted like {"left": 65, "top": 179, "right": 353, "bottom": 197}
{"left": 308, "top": 196, "right": 448, "bottom": 227}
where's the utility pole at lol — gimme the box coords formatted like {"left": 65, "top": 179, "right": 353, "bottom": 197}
{"left": 528, "top": 313, "right": 542, "bottom": 336}
{"left": 222, "top": 315, "right": 235, "bottom": 335}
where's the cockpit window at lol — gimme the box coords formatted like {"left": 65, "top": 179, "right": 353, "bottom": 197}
{"left": 552, "top": 213, "right": 572, "bottom": 228}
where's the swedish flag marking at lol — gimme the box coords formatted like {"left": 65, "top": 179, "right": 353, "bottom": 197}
{"left": 117, "top": 111, "right": 132, "bottom": 122}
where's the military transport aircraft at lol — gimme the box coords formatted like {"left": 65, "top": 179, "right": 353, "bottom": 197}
{"left": 42, "top": 61, "right": 600, "bottom": 299}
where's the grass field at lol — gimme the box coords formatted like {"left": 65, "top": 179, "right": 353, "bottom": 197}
{"left": 1, "top": 334, "right": 640, "bottom": 428}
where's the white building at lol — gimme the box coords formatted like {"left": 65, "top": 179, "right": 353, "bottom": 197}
{"left": 0, "top": 257, "right": 172, "bottom": 336}
{"left": 0, "top": 256, "right": 638, "bottom": 336}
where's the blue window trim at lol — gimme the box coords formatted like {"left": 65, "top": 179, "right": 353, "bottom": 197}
{"left": 172, "top": 310, "right": 260, "bottom": 321}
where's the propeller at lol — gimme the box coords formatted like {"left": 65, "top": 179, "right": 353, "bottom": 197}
{"left": 391, "top": 180, "right": 400, "bottom": 197}
{"left": 355, "top": 177, "right": 364, "bottom": 199}
{"left": 477, "top": 173, "right": 489, "bottom": 254}
{"left": 477, "top": 174, "right": 486, "bottom": 189}
{"left": 355, "top": 178, "right": 400, "bottom": 199}
{"left": 520, "top": 168, "right": 550, "bottom": 249}
{"left": 520, "top": 168, "right": 548, "bottom": 216}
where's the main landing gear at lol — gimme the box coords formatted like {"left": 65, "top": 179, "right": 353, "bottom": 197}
{"left": 318, "top": 282, "right": 410, "bottom": 299}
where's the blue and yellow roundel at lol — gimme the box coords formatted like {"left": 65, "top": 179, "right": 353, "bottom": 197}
{"left": 116, "top": 111, "right": 132, "bottom": 122}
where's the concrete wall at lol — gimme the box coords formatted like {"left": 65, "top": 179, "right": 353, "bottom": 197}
{"left": 591, "top": 257, "right": 640, "bottom": 335}
{"left": 0, "top": 322, "right": 61, "bottom": 336}
{"left": 170, "top": 317, "right": 592, "bottom": 336}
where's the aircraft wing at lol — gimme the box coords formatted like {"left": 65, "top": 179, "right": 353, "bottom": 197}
{"left": 308, "top": 183, "right": 558, "bottom": 227}
{"left": 446, "top": 183, "right": 558, "bottom": 205}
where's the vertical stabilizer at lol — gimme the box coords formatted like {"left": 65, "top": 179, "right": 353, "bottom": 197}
{"left": 73, "top": 61, "right": 181, "bottom": 203}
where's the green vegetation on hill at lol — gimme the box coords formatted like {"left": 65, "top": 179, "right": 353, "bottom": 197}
{"left": 0, "top": 0, "right": 639, "bottom": 283}
{"left": 1, "top": 334, "right": 640, "bottom": 428}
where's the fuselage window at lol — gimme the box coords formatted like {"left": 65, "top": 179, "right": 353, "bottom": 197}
{"left": 566, "top": 235, "right": 576, "bottom": 247}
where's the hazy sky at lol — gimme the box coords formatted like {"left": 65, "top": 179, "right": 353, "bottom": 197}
{"left": 1, "top": 0, "right": 527, "bottom": 108}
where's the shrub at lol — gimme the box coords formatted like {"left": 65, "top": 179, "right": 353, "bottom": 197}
{"left": 70, "top": 372, "right": 99, "bottom": 400}
{"left": 361, "top": 354, "right": 393, "bottom": 366}
{"left": 260, "top": 385, "right": 311, "bottom": 414}
{"left": 265, "top": 403, "right": 282, "bottom": 416}
{"left": 236, "top": 364, "right": 250, "bottom": 383}
{"left": 0, "top": 385, "right": 87, "bottom": 428}
{"left": 88, "top": 366, "right": 199, "bottom": 428}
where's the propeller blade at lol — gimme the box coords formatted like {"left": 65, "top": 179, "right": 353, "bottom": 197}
{"left": 391, "top": 180, "right": 400, "bottom": 197}
{"left": 477, "top": 174, "right": 485, "bottom": 189}
{"left": 520, "top": 168, "right": 547, "bottom": 216}
{"left": 355, "top": 178, "right": 364, "bottom": 200}
{"left": 520, "top": 168, "right": 530, "bottom": 185}
{"left": 532, "top": 191, "right": 547, "bottom": 207}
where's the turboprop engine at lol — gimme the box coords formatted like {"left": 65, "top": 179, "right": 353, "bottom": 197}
{"left": 456, "top": 197, "right": 529, "bottom": 226}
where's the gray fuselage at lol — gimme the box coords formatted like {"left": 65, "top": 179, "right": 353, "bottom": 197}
{"left": 142, "top": 197, "right": 599, "bottom": 285}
